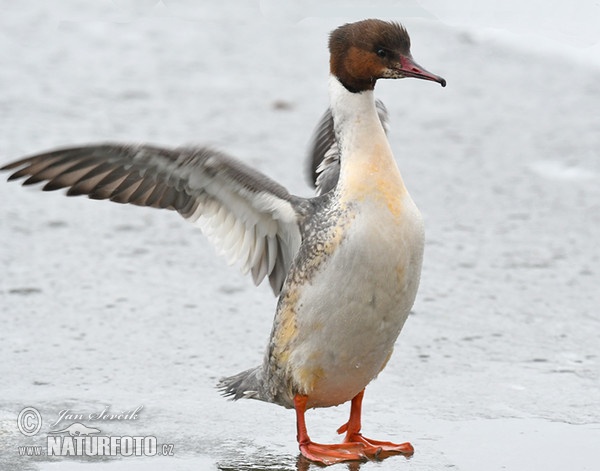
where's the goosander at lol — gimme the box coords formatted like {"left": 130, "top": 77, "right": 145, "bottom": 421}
{"left": 1, "top": 19, "right": 445, "bottom": 465}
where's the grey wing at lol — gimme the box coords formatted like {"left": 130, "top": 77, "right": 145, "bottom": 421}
{"left": 307, "top": 99, "right": 390, "bottom": 196}
{"left": 1, "top": 144, "right": 302, "bottom": 295}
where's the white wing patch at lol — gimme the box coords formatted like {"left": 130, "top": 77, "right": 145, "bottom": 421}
{"left": 186, "top": 187, "right": 301, "bottom": 290}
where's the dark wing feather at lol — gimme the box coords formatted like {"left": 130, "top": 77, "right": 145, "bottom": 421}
{"left": 1, "top": 144, "right": 303, "bottom": 295}
{"left": 307, "top": 99, "right": 390, "bottom": 195}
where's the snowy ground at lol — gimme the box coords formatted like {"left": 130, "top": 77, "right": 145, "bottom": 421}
{"left": 1, "top": 1, "right": 599, "bottom": 470}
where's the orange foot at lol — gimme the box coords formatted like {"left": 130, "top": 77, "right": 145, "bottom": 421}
{"left": 294, "top": 394, "right": 369, "bottom": 465}
{"left": 338, "top": 422, "right": 414, "bottom": 458}
{"left": 298, "top": 440, "right": 368, "bottom": 465}
{"left": 294, "top": 390, "right": 414, "bottom": 465}
{"left": 336, "top": 389, "right": 415, "bottom": 460}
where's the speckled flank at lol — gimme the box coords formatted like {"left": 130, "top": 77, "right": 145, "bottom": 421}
{"left": 263, "top": 194, "right": 357, "bottom": 406}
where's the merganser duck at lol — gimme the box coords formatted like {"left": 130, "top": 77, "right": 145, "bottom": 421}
{"left": 1, "top": 19, "right": 445, "bottom": 465}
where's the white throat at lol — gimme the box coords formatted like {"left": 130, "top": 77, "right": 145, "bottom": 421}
{"left": 327, "top": 75, "right": 403, "bottom": 196}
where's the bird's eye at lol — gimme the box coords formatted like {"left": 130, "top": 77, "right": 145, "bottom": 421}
{"left": 376, "top": 49, "right": 387, "bottom": 58}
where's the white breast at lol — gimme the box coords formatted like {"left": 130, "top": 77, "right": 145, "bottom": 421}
{"left": 287, "top": 192, "right": 424, "bottom": 408}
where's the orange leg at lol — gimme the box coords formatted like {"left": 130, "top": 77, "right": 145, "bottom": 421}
{"left": 337, "top": 389, "right": 414, "bottom": 458}
{"left": 294, "top": 394, "right": 367, "bottom": 465}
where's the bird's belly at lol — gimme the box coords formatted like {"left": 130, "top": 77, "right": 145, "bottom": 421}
{"left": 285, "top": 195, "right": 424, "bottom": 408}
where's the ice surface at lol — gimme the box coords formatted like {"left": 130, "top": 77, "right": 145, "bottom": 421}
{"left": 1, "top": 1, "right": 599, "bottom": 471}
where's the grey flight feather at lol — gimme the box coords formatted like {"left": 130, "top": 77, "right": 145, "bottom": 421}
{"left": 1, "top": 143, "right": 303, "bottom": 295}
{"left": 307, "top": 99, "right": 389, "bottom": 195}
{"left": 217, "top": 366, "right": 264, "bottom": 401}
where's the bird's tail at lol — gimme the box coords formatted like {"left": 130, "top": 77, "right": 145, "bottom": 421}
{"left": 218, "top": 366, "right": 265, "bottom": 401}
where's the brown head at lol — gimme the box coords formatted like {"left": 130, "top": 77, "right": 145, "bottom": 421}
{"left": 329, "top": 19, "right": 446, "bottom": 93}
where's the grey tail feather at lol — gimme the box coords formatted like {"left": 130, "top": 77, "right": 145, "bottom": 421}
{"left": 217, "top": 366, "right": 264, "bottom": 401}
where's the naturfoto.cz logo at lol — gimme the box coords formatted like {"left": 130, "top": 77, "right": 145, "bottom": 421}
{"left": 17, "top": 406, "right": 175, "bottom": 458}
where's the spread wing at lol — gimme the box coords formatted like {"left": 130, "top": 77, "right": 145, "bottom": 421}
{"left": 1, "top": 144, "right": 303, "bottom": 295}
{"left": 307, "top": 99, "right": 389, "bottom": 195}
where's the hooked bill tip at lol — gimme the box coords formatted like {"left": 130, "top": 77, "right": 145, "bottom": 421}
{"left": 439, "top": 78, "right": 447, "bottom": 87}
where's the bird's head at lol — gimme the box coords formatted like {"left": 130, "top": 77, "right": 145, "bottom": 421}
{"left": 329, "top": 19, "right": 446, "bottom": 93}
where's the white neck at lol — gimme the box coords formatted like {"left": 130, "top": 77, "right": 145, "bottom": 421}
{"left": 328, "top": 75, "right": 405, "bottom": 198}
